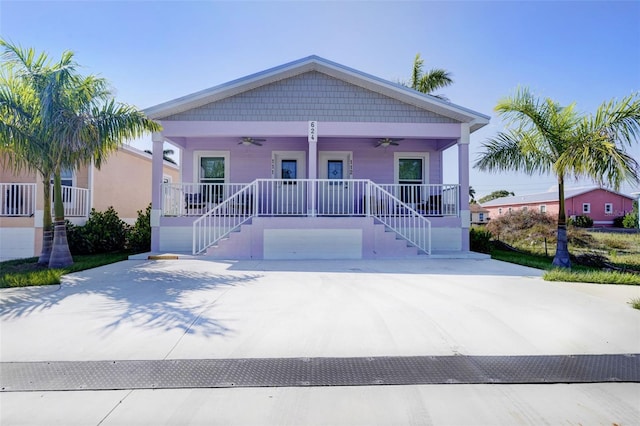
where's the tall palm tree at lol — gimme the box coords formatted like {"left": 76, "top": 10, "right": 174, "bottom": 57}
{"left": 475, "top": 87, "right": 640, "bottom": 268}
{"left": 1, "top": 39, "right": 161, "bottom": 268}
{"left": 409, "top": 53, "right": 453, "bottom": 99}
{"left": 0, "top": 44, "right": 63, "bottom": 265}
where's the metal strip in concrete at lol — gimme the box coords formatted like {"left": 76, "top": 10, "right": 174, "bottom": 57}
{"left": 1, "top": 354, "right": 638, "bottom": 392}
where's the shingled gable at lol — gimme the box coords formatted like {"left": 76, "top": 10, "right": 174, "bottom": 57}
{"left": 144, "top": 55, "right": 489, "bottom": 132}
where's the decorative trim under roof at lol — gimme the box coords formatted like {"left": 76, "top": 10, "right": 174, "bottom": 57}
{"left": 144, "top": 55, "right": 490, "bottom": 133}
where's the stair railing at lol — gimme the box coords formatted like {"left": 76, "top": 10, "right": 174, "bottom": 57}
{"left": 192, "top": 182, "right": 256, "bottom": 255}
{"left": 367, "top": 182, "right": 431, "bottom": 254}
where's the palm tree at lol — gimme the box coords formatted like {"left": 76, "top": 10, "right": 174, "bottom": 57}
{"left": 469, "top": 186, "right": 476, "bottom": 204}
{"left": 475, "top": 87, "right": 640, "bottom": 268}
{"left": 145, "top": 148, "right": 176, "bottom": 164}
{"left": 1, "top": 39, "right": 161, "bottom": 268}
{"left": 409, "top": 53, "right": 453, "bottom": 99}
{"left": 0, "top": 43, "right": 63, "bottom": 264}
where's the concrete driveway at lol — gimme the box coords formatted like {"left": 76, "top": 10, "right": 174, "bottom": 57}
{"left": 1, "top": 258, "right": 639, "bottom": 425}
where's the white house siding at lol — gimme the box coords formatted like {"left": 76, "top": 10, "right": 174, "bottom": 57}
{"left": 0, "top": 227, "right": 35, "bottom": 261}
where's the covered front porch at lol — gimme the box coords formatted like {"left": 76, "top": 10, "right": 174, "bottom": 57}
{"left": 145, "top": 56, "right": 488, "bottom": 259}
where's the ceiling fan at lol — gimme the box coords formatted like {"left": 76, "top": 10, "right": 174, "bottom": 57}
{"left": 376, "top": 138, "right": 403, "bottom": 148}
{"left": 239, "top": 137, "right": 266, "bottom": 146}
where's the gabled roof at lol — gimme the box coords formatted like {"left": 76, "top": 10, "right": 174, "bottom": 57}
{"left": 144, "top": 55, "right": 490, "bottom": 132}
{"left": 470, "top": 203, "right": 489, "bottom": 213}
{"left": 481, "top": 186, "right": 636, "bottom": 207}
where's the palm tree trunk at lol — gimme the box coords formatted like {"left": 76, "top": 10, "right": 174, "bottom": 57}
{"left": 37, "top": 176, "right": 53, "bottom": 265}
{"left": 552, "top": 176, "right": 571, "bottom": 268}
{"left": 48, "top": 171, "right": 73, "bottom": 268}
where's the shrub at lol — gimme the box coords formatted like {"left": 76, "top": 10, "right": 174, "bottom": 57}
{"left": 470, "top": 227, "right": 492, "bottom": 254}
{"left": 568, "top": 215, "right": 593, "bottom": 228}
{"left": 622, "top": 202, "right": 638, "bottom": 228}
{"left": 68, "top": 207, "right": 129, "bottom": 254}
{"left": 486, "top": 209, "right": 556, "bottom": 244}
{"left": 613, "top": 216, "right": 626, "bottom": 228}
{"left": 128, "top": 204, "right": 152, "bottom": 253}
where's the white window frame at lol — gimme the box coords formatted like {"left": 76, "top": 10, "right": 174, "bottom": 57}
{"left": 522, "top": 206, "right": 528, "bottom": 211}
{"left": 394, "top": 152, "right": 429, "bottom": 185}
{"left": 604, "top": 203, "right": 613, "bottom": 215}
{"left": 194, "top": 151, "right": 229, "bottom": 183}
{"left": 479, "top": 213, "right": 484, "bottom": 222}
{"left": 539, "top": 205, "right": 546, "bottom": 213}
{"left": 498, "top": 208, "right": 502, "bottom": 215}
{"left": 582, "top": 203, "right": 591, "bottom": 214}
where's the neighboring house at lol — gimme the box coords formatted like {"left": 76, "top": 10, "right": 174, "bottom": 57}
{"left": 470, "top": 203, "right": 489, "bottom": 225}
{"left": 0, "top": 145, "right": 179, "bottom": 261}
{"left": 481, "top": 186, "right": 635, "bottom": 227}
{"left": 145, "top": 55, "right": 490, "bottom": 259}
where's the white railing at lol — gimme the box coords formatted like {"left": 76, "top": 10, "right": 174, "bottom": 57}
{"left": 379, "top": 184, "right": 459, "bottom": 216}
{"left": 0, "top": 183, "right": 36, "bottom": 216}
{"left": 191, "top": 179, "right": 433, "bottom": 255}
{"left": 193, "top": 183, "right": 255, "bottom": 255}
{"left": 163, "top": 183, "right": 249, "bottom": 216}
{"left": 165, "top": 181, "right": 459, "bottom": 218}
{"left": 51, "top": 185, "right": 90, "bottom": 217}
{"left": 367, "top": 183, "right": 431, "bottom": 254}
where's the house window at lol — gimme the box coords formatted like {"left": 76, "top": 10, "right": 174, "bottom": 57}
{"left": 604, "top": 203, "right": 613, "bottom": 215}
{"left": 200, "top": 157, "right": 225, "bottom": 184}
{"left": 479, "top": 213, "right": 484, "bottom": 222}
{"left": 51, "top": 168, "right": 75, "bottom": 202}
{"left": 540, "top": 205, "right": 546, "bottom": 213}
{"left": 582, "top": 203, "right": 591, "bottom": 214}
{"left": 522, "top": 206, "right": 528, "bottom": 211}
{"left": 194, "top": 151, "right": 229, "bottom": 204}
{"left": 498, "top": 208, "right": 502, "bottom": 215}
{"left": 508, "top": 208, "right": 513, "bottom": 213}
{"left": 396, "top": 155, "right": 426, "bottom": 204}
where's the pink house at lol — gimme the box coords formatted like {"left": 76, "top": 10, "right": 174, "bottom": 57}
{"left": 481, "top": 186, "right": 635, "bottom": 227}
{"left": 1, "top": 146, "right": 179, "bottom": 260}
{"left": 145, "top": 56, "right": 490, "bottom": 259}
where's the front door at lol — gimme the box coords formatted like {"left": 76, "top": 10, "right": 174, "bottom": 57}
{"left": 318, "top": 152, "right": 352, "bottom": 215}
{"left": 272, "top": 151, "right": 306, "bottom": 215}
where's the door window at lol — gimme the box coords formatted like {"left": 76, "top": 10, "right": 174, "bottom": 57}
{"left": 328, "top": 160, "right": 343, "bottom": 183}
{"left": 281, "top": 159, "right": 297, "bottom": 183}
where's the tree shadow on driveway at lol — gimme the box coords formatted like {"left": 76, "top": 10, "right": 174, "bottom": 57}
{"left": 0, "top": 260, "right": 263, "bottom": 339}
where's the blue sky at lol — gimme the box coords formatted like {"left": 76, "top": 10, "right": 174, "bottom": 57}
{"left": 2, "top": 0, "right": 639, "bottom": 197}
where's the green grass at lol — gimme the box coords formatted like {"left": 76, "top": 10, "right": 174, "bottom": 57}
{"left": 630, "top": 297, "right": 640, "bottom": 310}
{"left": 0, "top": 253, "right": 130, "bottom": 288}
{"left": 544, "top": 269, "right": 640, "bottom": 285}
{"left": 490, "top": 245, "right": 640, "bottom": 285}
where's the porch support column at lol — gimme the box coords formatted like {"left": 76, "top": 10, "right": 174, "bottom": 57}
{"left": 151, "top": 132, "right": 164, "bottom": 252}
{"left": 458, "top": 123, "right": 471, "bottom": 251}
{"left": 308, "top": 121, "right": 318, "bottom": 216}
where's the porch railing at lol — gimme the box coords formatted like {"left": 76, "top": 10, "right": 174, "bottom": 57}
{"left": 163, "top": 182, "right": 249, "bottom": 216}
{"left": 52, "top": 185, "right": 90, "bottom": 217}
{"left": 1, "top": 183, "right": 36, "bottom": 216}
{"left": 163, "top": 182, "right": 459, "bottom": 217}
{"left": 378, "top": 184, "right": 459, "bottom": 216}
{"left": 0, "top": 183, "right": 90, "bottom": 218}
{"left": 190, "top": 179, "right": 435, "bottom": 255}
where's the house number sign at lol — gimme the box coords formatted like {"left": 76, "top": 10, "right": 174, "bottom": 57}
{"left": 308, "top": 121, "right": 317, "bottom": 143}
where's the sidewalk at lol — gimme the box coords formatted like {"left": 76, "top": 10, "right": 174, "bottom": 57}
{"left": 1, "top": 258, "right": 639, "bottom": 425}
